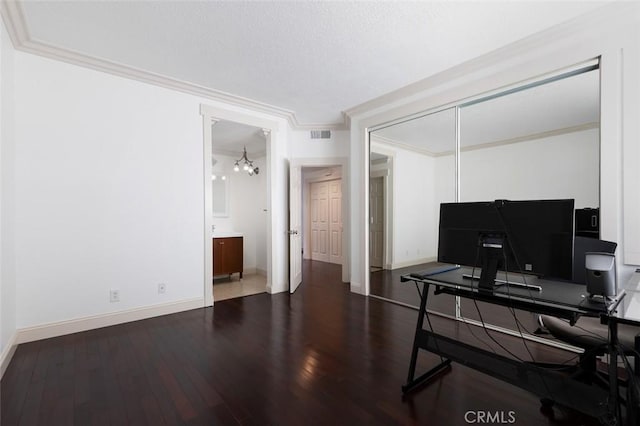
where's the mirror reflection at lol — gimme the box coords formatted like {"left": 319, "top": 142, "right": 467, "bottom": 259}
{"left": 460, "top": 68, "right": 599, "bottom": 207}
{"left": 369, "top": 65, "right": 600, "bottom": 325}
{"left": 369, "top": 108, "right": 457, "bottom": 314}
{"left": 457, "top": 67, "right": 600, "bottom": 330}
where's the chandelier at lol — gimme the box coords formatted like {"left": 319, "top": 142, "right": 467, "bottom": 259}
{"left": 233, "top": 146, "right": 259, "bottom": 176}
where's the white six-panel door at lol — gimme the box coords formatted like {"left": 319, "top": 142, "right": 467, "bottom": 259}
{"left": 310, "top": 181, "right": 329, "bottom": 262}
{"left": 310, "top": 179, "right": 342, "bottom": 265}
{"left": 329, "top": 180, "right": 343, "bottom": 264}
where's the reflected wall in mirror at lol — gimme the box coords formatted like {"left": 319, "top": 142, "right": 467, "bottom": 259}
{"left": 459, "top": 67, "right": 600, "bottom": 208}
{"left": 369, "top": 108, "right": 457, "bottom": 314}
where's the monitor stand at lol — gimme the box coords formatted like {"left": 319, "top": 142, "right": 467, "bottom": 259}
{"left": 466, "top": 233, "right": 542, "bottom": 292}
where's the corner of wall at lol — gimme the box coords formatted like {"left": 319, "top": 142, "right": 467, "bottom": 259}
{"left": 0, "top": 10, "right": 18, "bottom": 379}
{"left": 0, "top": 331, "right": 17, "bottom": 379}
{"left": 350, "top": 281, "right": 365, "bottom": 296}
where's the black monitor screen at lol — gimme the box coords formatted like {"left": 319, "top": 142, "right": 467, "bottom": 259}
{"left": 437, "top": 199, "right": 575, "bottom": 281}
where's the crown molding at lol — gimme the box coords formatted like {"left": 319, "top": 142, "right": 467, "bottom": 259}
{"left": 453, "top": 122, "right": 599, "bottom": 156}
{"left": 370, "top": 134, "right": 437, "bottom": 157}
{"left": 0, "top": 1, "right": 349, "bottom": 131}
{"left": 372, "top": 122, "right": 598, "bottom": 158}
{"left": 288, "top": 114, "right": 348, "bottom": 131}
{"left": 0, "top": 0, "right": 27, "bottom": 46}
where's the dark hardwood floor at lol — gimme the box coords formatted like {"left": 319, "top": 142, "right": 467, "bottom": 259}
{"left": 370, "top": 262, "right": 559, "bottom": 341}
{"left": 2, "top": 260, "right": 600, "bottom": 425}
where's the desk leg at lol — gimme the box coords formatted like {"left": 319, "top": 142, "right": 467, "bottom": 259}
{"left": 630, "top": 334, "right": 640, "bottom": 426}
{"left": 608, "top": 318, "right": 620, "bottom": 424}
{"left": 633, "top": 334, "right": 640, "bottom": 377}
{"left": 402, "top": 282, "right": 452, "bottom": 394}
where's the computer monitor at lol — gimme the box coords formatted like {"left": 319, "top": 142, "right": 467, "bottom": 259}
{"left": 437, "top": 199, "right": 575, "bottom": 290}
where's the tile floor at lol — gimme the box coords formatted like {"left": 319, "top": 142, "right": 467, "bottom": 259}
{"left": 213, "top": 273, "right": 267, "bottom": 301}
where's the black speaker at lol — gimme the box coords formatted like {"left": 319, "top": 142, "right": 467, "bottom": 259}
{"left": 585, "top": 252, "right": 616, "bottom": 298}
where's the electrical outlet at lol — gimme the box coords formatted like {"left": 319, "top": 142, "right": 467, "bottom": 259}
{"left": 110, "top": 289, "right": 120, "bottom": 303}
{"left": 158, "top": 283, "right": 167, "bottom": 294}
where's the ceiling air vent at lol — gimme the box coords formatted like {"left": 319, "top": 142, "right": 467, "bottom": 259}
{"left": 310, "top": 130, "right": 331, "bottom": 139}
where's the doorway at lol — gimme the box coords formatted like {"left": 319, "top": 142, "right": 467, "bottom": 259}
{"left": 211, "top": 120, "right": 268, "bottom": 301}
{"left": 201, "top": 103, "right": 281, "bottom": 306}
{"left": 289, "top": 159, "right": 349, "bottom": 293}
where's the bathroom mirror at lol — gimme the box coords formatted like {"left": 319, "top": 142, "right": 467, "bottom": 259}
{"left": 212, "top": 176, "right": 229, "bottom": 217}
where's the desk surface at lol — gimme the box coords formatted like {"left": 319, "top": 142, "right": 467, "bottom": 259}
{"left": 403, "top": 266, "right": 617, "bottom": 317}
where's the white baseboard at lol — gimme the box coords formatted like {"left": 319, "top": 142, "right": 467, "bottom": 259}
{"left": 15, "top": 297, "right": 204, "bottom": 345}
{"left": 390, "top": 256, "right": 437, "bottom": 270}
{"left": 239, "top": 267, "right": 267, "bottom": 277}
{"left": 0, "top": 332, "right": 18, "bottom": 380}
{"left": 350, "top": 281, "right": 364, "bottom": 295}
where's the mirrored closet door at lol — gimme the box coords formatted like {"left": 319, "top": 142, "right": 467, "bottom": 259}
{"left": 368, "top": 61, "right": 601, "bottom": 330}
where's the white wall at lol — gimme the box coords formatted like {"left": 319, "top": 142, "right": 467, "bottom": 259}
{"left": 14, "top": 52, "right": 203, "bottom": 327}
{"left": 458, "top": 128, "right": 599, "bottom": 207}
{"left": 1, "top": 16, "right": 17, "bottom": 372}
{"left": 289, "top": 129, "right": 350, "bottom": 159}
{"left": 390, "top": 149, "right": 437, "bottom": 267}
{"left": 12, "top": 51, "right": 289, "bottom": 330}
{"left": 212, "top": 154, "right": 267, "bottom": 274}
{"left": 372, "top": 147, "right": 439, "bottom": 269}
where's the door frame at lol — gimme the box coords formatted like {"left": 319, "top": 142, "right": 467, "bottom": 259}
{"left": 201, "top": 104, "right": 280, "bottom": 306}
{"left": 290, "top": 157, "right": 350, "bottom": 284}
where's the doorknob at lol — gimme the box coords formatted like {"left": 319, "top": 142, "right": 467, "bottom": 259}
{"left": 288, "top": 230, "right": 299, "bottom": 235}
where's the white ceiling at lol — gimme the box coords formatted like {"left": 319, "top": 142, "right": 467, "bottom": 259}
{"left": 16, "top": 0, "right": 609, "bottom": 128}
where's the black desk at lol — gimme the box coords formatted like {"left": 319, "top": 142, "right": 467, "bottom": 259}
{"left": 400, "top": 266, "right": 633, "bottom": 424}
{"left": 610, "top": 280, "right": 640, "bottom": 425}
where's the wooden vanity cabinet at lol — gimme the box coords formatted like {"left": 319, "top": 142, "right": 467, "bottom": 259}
{"left": 213, "top": 237, "right": 243, "bottom": 278}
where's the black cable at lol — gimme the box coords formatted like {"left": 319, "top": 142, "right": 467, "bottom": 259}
{"left": 457, "top": 245, "right": 504, "bottom": 354}
{"left": 458, "top": 309, "right": 501, "bottom": 354}
{"left": 490, "top": 215, "right": 558, "bottom": 403}
{"left": 471, "top": 298, "right": 526, "bottom": 361}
